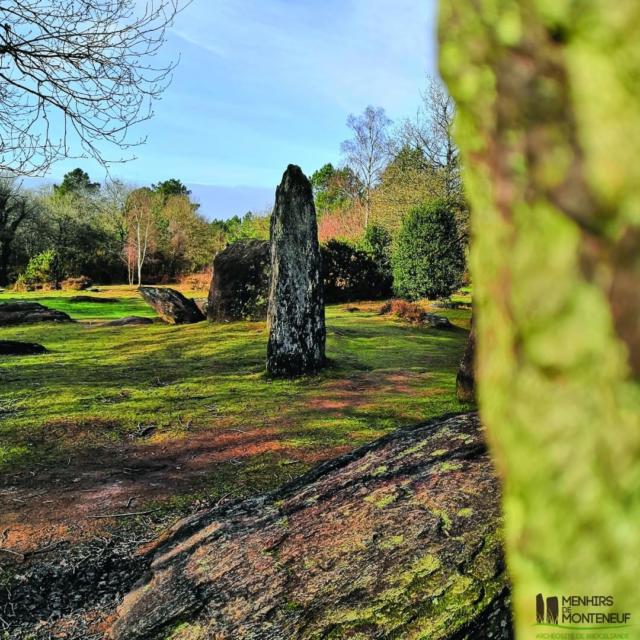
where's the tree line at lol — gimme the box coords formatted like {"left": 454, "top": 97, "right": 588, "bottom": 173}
{"left": 1, "top": 76, "right": 467, "bottom": 300}
{"left": 208, "top": 76, "right": 470, "bottom": 301}
{"left": 0, "top": 171, "right": 227, "bottom": 289}
{"left": 309, "top": 76, "right": 468, "bottom": 300}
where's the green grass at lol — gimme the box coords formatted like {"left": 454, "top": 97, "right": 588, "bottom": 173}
{"left": 0, "top": 286, "right": 472, "bottom": 503}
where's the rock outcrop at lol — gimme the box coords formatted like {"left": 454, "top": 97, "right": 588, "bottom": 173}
{"left": 109, "top": 412, "right": 511, "bottom": 640}
{"left": 0, "top": 340, "right": 47, "bottom": 355}
{"left": 0, "top": 301, "right": 73, "bottom": 325}
{"left": 266, "top": 165, "right": 325, "bottom": 376}
{"left": 207, "top": 240, "right": 270, "bottom": 321}
{"left": 138, "top": 287, "right": 205, "bottom": 324}
{"left": 457, "top": 323, "right": 476, "bottom": 403}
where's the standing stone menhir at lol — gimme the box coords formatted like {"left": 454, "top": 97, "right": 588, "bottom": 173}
{"left": 266, "top": 165, "right": 325, "bottom": 377}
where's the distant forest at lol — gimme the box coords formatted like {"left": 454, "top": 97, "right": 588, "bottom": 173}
{"left": 0, "top": 77, "right": 467, "bottom": 293}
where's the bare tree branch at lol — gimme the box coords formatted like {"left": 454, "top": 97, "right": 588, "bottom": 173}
{"left": 0, "top": 0, "right": 190, "bottom": 176}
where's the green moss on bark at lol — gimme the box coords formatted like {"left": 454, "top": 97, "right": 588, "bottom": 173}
{"left": 439, "top": 1, "right": 640, "bottom": 637}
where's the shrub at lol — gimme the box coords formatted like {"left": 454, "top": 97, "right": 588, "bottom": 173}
{"left": 379, "top": 299, "right": 425, "bottom": 324}
{"left": 322, "top": 239, "right": 392, "bottom": 302}
{"left": 391, "top": 201, "right": 465, "bottom": 300}
{"left": 60, "top": 275, "right": 93, "bottom": 290}
{"left": 16, "top": 250, "right": 57, "bottom": 290}
{"left": 12, "top": 273, "right": 29, "bottom": 292}
{"left": 360, "top": 223, "right": 392, "bottom": 275}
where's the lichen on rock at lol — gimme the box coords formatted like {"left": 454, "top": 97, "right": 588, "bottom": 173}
{"left": 266, "top": 165, "right": 326, "bottom": 377}
{"left": 109, "top": 413, "right": 511, "bottom": 640}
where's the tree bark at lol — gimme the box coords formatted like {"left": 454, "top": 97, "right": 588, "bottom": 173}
{"left": 109, "top": 413, "right": 511, "bottom": 640}
{"left": 439, "top": 1, "right": 640, "bottom": 636}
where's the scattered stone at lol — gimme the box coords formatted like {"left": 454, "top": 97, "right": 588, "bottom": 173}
{"left": 104, "top": 316, "right": 154, "bottom": 327}
{"left": 266, "top": 165, "right": 325, "bottom": 376}
{"left": 424, "top": 312, "right": 453, "bottom": 328}
{"left": 0, "top": 301, "right": 73, "bottom": 326}
{"left": 0, "top": 340, "right": 47, "bottom": 355}
{"left": 109, "top": 413, "right": 511, "bottom": 640}
{"left": 457, "top": 322, "right": 476, "bottom": 403}
{"left": 138, "top": 287, "right": 205, "bottom": 324}
{"left": 345, "top": 306, "right": 360, "bottom": 313}
{"left": 69, "top": 295, "right": 120, "bottom": 303}
{"left": 207, "top": 240, "right": 270, "bottom": 321}
{"left": 60, "top": 276, "right": 93, "bottom": 291}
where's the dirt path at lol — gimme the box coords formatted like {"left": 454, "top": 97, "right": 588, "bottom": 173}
{"left": 0, "top": 426, "right": 351, "bottom": 638}
{"left": 1, "top": 426, "right": 350, "bottom": 555}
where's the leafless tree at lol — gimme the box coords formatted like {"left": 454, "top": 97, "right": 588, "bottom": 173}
{"left": 125, "top": 188, "right": 159, "bottom": 285}
{"left": 402, "top": 77, "right": 460, "bottom": 200}
{"left": 340, "top": 106, "right": 392, "bottom": 227}
{"left": 0, "top": 0, "right": 188, "bottom": 176}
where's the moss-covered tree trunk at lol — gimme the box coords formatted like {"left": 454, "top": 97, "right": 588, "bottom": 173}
{"left": 439, "top": 1, "right": 640, "bottom": 637}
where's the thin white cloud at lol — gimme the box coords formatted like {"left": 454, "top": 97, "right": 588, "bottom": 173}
{"left": 171, "top": 29, "right": 228, "bottom": 58}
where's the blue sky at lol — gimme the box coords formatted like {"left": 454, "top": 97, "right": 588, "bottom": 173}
{"left": 41, "top": 0, "right": 437, "bottom": 219}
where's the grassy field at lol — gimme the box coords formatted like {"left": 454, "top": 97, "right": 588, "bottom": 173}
{"left": 0, "top": 286, "right": 472, "bottom": 547}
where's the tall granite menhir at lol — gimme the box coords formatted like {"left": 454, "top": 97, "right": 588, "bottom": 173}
{"left": 266, "top": 165, "right": 325, "bottom": 376}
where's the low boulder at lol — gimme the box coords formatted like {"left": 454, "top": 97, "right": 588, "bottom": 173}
{"left": 110, "top": 412, "right": 511, "bottom": 640}
{"left": 104, "top": 316, "right": 154, "bottom": 327}
{"left": 0, "top": 340, "right": 47, "bottom": 355}
{"left": 424, "top": 312, "right": 453, "bottom": 328}
{"left": 0, "top": 301, "right": 73, "bottom": 326}
{"left": 138, "top": 287, "right": 205, "bottom": 324}
{"left": 207, "top": 240, "right": 270, "bottom": 321}
{"left": 69, "top": 295, "right": 119, "bottom": 303}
